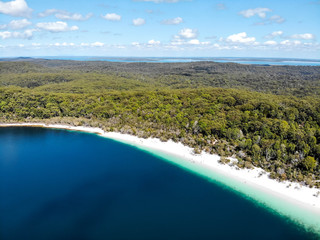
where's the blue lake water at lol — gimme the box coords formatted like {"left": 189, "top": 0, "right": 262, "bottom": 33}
{"left": 35, "top": 56, "right": 320, "bottom": 66}
{"left": 0, "top": 127, "right": 319, "bottom": 240}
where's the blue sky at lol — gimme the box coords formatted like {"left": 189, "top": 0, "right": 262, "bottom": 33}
{"left": 0, "top": 0, "right": 319, "bottom": 58}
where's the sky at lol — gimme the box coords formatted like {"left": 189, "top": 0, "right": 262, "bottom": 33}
{"left": 0, "top": 0, "right": 319, "bottom": 58}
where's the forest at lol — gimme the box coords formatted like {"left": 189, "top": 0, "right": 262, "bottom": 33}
{"left": 0, "top": 59, "right": 320, "bottom": 187}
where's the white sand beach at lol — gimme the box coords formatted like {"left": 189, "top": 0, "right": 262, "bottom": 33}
{"left": 1, "top": 122, "right": 320, "bottom": 232}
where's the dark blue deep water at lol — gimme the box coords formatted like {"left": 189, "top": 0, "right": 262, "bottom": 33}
{"left": 0, "top": 127, "right": 318, "bottom": 240}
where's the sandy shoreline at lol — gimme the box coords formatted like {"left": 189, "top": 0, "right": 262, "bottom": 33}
{"left": 1, "top": 122, "right": 320, "bottom": 231}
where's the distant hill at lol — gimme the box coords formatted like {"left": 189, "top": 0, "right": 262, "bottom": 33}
{"left": 1, "top": 59, "right": 319, "bottom": 96}
{"left": 0, "top": 57, "right": 36, "bottom": 62}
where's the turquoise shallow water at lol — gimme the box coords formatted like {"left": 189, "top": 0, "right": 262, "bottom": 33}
{"left": 0, "top": 127, "right": 319, "bottom": 240}
{"left": 144, "top": 149, "right": 320, "bottom": 234}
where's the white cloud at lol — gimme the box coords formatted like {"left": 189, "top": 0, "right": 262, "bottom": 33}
{"left": 201, "top": 41, "right": 211, "bottom": 45}
{"left": 79, "top": 42, "right": 108, "bottom": 48}
{"left": 171, "top": 28, "right": 203, "bottom": 46}
{"left": 8, "top": 19, "right": 32, "bottom": 29}
{"left": 280, "top": 40, "right": 302, "bottom": 46}
{"left": 36, "top": 21, "right": 79, "bottom": 32}
{"left": 264, "top": 40, "right": 277, "bottom": 45}
{"left": 50, "top": 42, "right": 76, "bottom": 47}
{"left": 171, "top": 36, "right": 184, "bottom": 45}
{"left": 0, "top": 31, "right": 11, "bottom": 39}
{"left": 264, "top": 31, "right": 283, "bottom": 39}
{"left": 0, "top": 0, "right": 32, "bottom": 18}
{"left": 171, "top": 38, "right": 210, "bottom": 46}
{"left": 38, "top": 9, "right": 59, "bottom": 17}
{"left": 116, "top": 45, "right": 126, "bottom": 49}
{"left": 0, "top": 18, "right": 31, "bottom": 30}
{"left": 280, "top": 40, "right": 289, "bottom": 45}
{"left": 178, "top": 28, "right": 198, "bottom": 39}
{"left": 148, "top": 39, "right": 160, "bottom": 45}
{"left": 226, "top": 32, "right": 255, "bottom": 43}
{"left": 188, "top": 39, "right": 200, "bottom": 45}
{"left": 91, "top": 42, "right": 104, "bottom": 47}
{"left": 131, "top": 42, "right": 140, "bottom": 46}
{"left": 289, "top": 33, "right": 315, "bottom": 40}
{"left": 38, "top": 9, "right": 92, "bottom": 21}
{"left": 256, "top": 15, "right": 285, "bottom": 25}
{"left": 269, "top": 15, "right": 285, "bottom": 23}
{"left": 102, "top": 13, "right": 121, "bottom": 21}
{"left": 0, "top": 29, "right": 35, "bottom": 39}
{"left": 22, "top": 29, "right": 35, "bottom": 38}
{"left": 132, "top": 18, "right": 146, "bottom": 26}
{"left": 5, "top": 38, "right": 318, "bottom": 54}
{"left": 131, "top": 38, "right": 210, "bottom": 49}
{"left": 161, "top": 17, "right": 183, "bottom": 25}
{"left": 56, "top": 12, "right": 93, "bottom": 21}
{"left": 131, "top": 40, "right": 161, "bottom": 48}
{"left": 239, "top": 8, "right": 272, "bottom": 18}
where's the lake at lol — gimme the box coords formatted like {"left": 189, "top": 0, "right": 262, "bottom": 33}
{"left": 32, "top": 56, "right": 320, "bottom": 66}
{"left": 0, "top": 127, "right": 318, "bottom": 240}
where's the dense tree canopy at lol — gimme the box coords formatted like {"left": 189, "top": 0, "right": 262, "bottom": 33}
{"left": 1, "top": 60, "right": 319, "bottom": 96}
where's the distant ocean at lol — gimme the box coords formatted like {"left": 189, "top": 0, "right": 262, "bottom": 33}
{"left": 32, "top": 56, "right": 320, "bottom": 66}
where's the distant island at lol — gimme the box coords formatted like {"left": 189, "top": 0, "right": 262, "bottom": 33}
{"left": 0, "top": 59, "right": 320, "bottom": 189}
{"left": 1, "top": 56, "right": 320, "bottom": 66}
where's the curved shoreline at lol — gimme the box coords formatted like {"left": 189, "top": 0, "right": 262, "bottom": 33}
{"left": 1, "top": 122, "right": 320, "bottom": 233}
